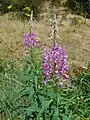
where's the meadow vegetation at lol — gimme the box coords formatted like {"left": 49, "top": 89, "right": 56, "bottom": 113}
{"left": 0, "top": 0, "right": 90, "bottom": 120}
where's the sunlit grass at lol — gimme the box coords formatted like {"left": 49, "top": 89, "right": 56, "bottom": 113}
{"left": 0, "top": 12, "right": 90, "bottom": 64}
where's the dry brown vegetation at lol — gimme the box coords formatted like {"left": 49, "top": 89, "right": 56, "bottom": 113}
{"left": 0, "top": 5, "right": 90, "bottom": 66}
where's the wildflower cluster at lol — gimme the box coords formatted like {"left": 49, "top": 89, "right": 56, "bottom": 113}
{"left": 24, "top": 33, "right": 38, "bottom": 49}
{"left": 43, "top": 45, "right": 69, "bottom": 86}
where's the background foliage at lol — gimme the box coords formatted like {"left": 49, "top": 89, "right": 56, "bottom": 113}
{"left": 0, "top": 0, "right": 90, "bottom": 17}
{"left": 66, "top": 0, "right": 90, "bottom": 17}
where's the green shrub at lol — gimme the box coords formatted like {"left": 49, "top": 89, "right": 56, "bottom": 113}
{"left": 66, "top": 0, "right": 90, "bottom": 17}
{"left": 0, "top": 0, "right": 47, "bottom": 17}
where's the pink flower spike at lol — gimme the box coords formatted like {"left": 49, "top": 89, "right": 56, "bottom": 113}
{"left": 42, "top": 45, "right": 69, "bottom": 87}
{"left": 24, "top": 33, "right": 38, "bottom": 48}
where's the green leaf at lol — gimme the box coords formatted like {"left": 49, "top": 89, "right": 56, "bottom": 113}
{"left": 24, "top": 101, "right": 39, "bottom": 116}
{"left": 34, "top": 74, "right": 38, "bottom": 90}
{"left": 39, "top": 95, "right": 46, "bottom": 106}
{"left": 37, "top": 99, "right": 53, "bottom": 120}
{"left": 52, "top": 108, "right": 59, "bottom": 120}
{"left": 21, "top": 86, "right": 34, "bottom": 97}
{"left": 61, "top": 114, "right": 72, "bottom": 120}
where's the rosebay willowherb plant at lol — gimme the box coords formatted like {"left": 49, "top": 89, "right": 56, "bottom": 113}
{"left": 24, "top": 10, "right": 38, "bottom": 49}
{"left": 17, "top": 8, "right": 69, "bottom": 120}
{"left": 43, "top": 45, "right": 69, "bottom": 86}
{"left": 43, "top": 6, "right": 69, "bottom": 87}
{"left": 24, "top": 10, "right": 39, "bottom": 61}
{"left": 24, "top": 33, "right": 38, "bottom": 49}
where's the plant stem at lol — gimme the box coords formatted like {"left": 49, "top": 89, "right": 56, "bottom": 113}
{"left": 29, "top": 10, "right": 33, "bottom": 33}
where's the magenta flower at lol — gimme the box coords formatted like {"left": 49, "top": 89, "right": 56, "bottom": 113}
{"left": 42, "top": 45, "right": 69, "bottom": 87}
{"left": 42, "top": 48, "right": 52, "bottom": 82}
{"left": 24, "top": 33, "right": 38, "bottom": 49}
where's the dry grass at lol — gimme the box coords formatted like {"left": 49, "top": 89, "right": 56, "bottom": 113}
{"left": 0, "top": 11, "right": 90, "bottom": 66}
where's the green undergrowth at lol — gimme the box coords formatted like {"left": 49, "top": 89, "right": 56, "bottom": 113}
{"left": 0, "top": 47, "right": 90, "bottom": 120}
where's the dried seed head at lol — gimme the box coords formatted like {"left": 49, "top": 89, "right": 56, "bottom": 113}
{"left": 49, "top": 6, "right": 60, "bottom": 44}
